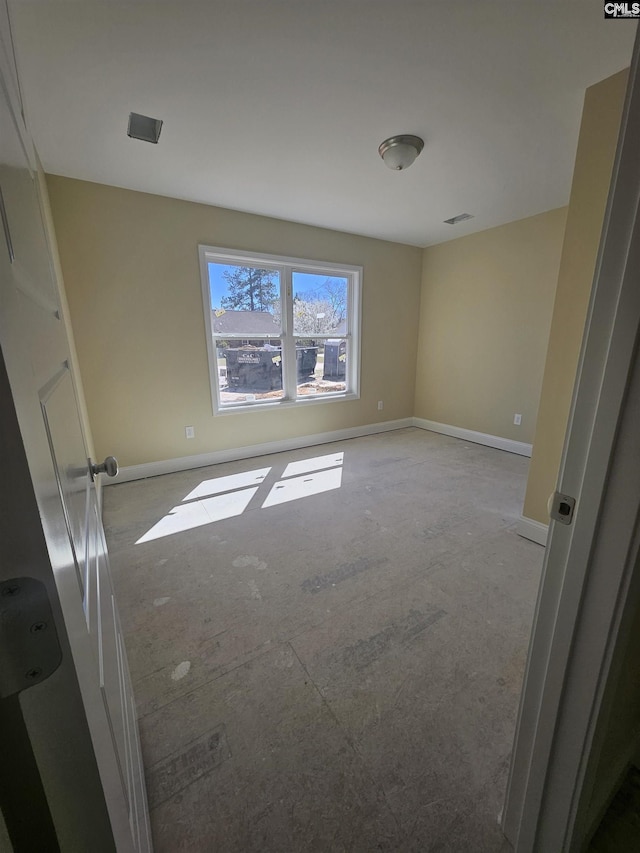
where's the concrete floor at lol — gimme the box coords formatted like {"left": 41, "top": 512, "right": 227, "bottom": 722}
{"left": 103, "top": 427, "right": 544, "bottom": 852}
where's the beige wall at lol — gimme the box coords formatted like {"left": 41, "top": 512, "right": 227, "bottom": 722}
{"left": 47, "top": 176, "right": 422, "bottom": 468}
{"left": 414, "top": 208, "right": 567, "bottom": 445}
{"left": 47, "top": 70, "right": 626, "bottom": 479}
{"left": 36, "top": 162, "right": 95, "bottom": 463}
{"left": 523, "top": 69, "right": 628, "bottom": 524}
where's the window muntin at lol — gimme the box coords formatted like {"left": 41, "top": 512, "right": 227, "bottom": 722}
{"left": 199, "top": 247, "right": 361, "bottom": 413}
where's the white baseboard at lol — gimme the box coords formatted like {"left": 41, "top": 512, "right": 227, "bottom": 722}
{"left": 412, "top": 417, "right": 533, "bottom": 457}
{"left": 110, "top": 417, "right": 415, "bottom": 484}
{"left": 516, "top": 515, "right": 549, "bottom": 546}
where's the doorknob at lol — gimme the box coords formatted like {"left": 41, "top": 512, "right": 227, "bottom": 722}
{"left": 89, "top": 456, "right": 119, "bottom": 479}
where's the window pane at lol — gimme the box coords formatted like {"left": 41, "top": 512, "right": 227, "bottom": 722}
{"left": 292, "top": 272, "right": 348, "bottom": 337}
{"left": 295, "top": 340, "right": 347, "bottom": 397}
{"left": 209, "top": 262, "right": 281, "bottom": 337}
{"left": 217, "top": 344, "right": 284, "bottom": 405}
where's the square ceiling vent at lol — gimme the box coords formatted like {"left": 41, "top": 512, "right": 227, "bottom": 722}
{"left": 444, "top": 213, "right": 474, "bottom": 225}
{"left": 127, "top": 112, "right": 163, "bottom": 144}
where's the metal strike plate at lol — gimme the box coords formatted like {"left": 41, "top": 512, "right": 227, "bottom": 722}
{"left": 550, "top": 492, "right": 576, "bottom": 526}
{"left": 0, "top": 578, "right": 62, "bottom": 698}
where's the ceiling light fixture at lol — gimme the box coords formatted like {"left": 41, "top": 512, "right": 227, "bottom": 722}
{"left": 378, "top": 134, "right": 424, "bottom": 171}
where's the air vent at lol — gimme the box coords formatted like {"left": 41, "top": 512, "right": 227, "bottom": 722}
{"left": 127, "top": 113, "right": 163, "bottom": 144}
{"left": 444, "top": 213, "right": 474, "bottom": 225}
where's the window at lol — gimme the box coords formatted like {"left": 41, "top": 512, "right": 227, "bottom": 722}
{"left": 199, "top": 246, "right": 361, "bottom": 413}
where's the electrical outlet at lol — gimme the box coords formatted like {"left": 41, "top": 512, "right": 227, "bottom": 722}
{"left": 185, "top": 425, "right": 195, "bottom": 439}
{"left": 513, "top": 414, "right": 522, "bottom": 426}
{"left": 377, "top": 400, "right": 384, "bottom": 411}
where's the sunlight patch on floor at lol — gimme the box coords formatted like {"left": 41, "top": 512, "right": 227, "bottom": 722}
{"left": 182, "top": 468, "right": 271, "bottom": 501}
{"left": 282, "top": 452, "right": 344, "bottom": 479}
{"left": 262, "top": 467, "right": 343, "bottom": 508}
{"left": 135, "top": 454, "right": 344, "bottom": 544}
{"left": 136, "top": 487, "right": 259, "bottom": 543}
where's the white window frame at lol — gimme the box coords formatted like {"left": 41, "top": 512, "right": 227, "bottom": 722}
{"left": 198, "top": 245, "right": 362, "bottom": 415}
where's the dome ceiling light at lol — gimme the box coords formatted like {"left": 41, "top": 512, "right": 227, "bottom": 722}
{"left": 378, "top": 134, "right": 424, "bottom": 171}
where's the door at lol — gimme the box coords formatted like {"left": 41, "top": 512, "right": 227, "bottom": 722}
{"left": 0, "top": 30, "right": 151, "bottom": 853}
{"left": 503, "top": 29, "right": 640, "bottom": 853}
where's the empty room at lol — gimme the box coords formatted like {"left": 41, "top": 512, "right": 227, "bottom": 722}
{"left": 1, "top": 2, "right": 639, "bottom": 852}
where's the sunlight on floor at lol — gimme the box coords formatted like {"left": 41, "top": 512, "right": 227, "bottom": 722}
{"left": 262, "top": 466, "right": 343, "bottom": 508}
{"left": 182, "top": 468, "right": 271, "bottom": 501}
{"left": 282, "top": 452, "right": 343, "bottom": 478}
{"left": 135, "top": 453, "right": 345, "bottom": 544}
{"left": 136, "top": 488, "right": 260, "bottom": 544}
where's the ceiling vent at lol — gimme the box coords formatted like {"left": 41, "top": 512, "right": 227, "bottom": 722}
{"left": 127, "top": 113, "right": 163, "bottom": 144}
{"left": 444, "top": 213, "right": 474, "bottom": 225}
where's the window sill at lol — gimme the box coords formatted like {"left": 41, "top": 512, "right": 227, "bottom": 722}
{"left": 214, "top": 391, "right": 359, "bottom": 416}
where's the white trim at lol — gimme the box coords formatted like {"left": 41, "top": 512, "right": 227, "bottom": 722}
{"left": 516, "top": 516, "right": 549, "bottom": 547}
{"left": 198, "top": 244, "right": 221, "bottom": 415}
{"left": 212, "top": 390, "right": 359, "bottom": 416}
{"left": 108, "top": 418, "right": 414, "bottom": 484}
{"left": 198, "top": 245, "right": 364, "bottom": 275}
{"left": 412, "top": 417, "right": 532, "bottom": 457}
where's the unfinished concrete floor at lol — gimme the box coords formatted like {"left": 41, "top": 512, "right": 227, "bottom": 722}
{"left": 103, "top": 427, "right": 544, "bottom": 852}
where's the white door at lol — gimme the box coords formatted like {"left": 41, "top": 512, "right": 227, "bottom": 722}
{"left": 0, "top": 34, "right": 151, "bottom": 853}
{"left": 503, "top": 31, "right": 640, "bottom": 853}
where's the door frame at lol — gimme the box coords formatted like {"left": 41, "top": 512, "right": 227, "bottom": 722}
{"left": 503, "top": 29, "right": 640, "bottom": 853}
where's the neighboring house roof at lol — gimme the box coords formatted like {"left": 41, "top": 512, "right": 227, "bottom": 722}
{"left": 212, "top": 309, "right": 280, "bottom": 337}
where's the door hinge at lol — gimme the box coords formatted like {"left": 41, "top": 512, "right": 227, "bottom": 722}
{"left": 0, "top": 577, "right": 62, "bottom": 698}
{"left": 550, "top": 492, "right": 577, "bottom": 526}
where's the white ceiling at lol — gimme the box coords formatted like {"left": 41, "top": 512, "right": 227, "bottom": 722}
{"left": 11, "top": 1, "right": 637, "bottom": 247}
